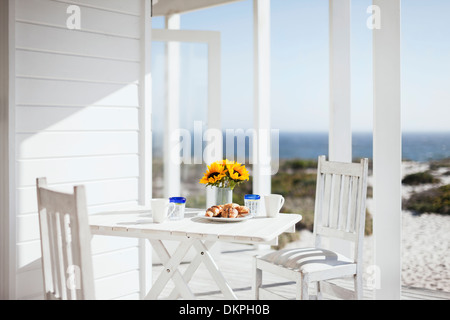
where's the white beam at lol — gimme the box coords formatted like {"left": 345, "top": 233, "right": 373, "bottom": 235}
{"left": 253, "top": 0, "right": 271, "bottom": 205}
{"left": 329, "top": 0, "right": 352, "bottom": 163}
{"left": 152, "top": 29, "right": 220, "bottom": 44}
{"left": 140, "top": 0, "right": 153, "bottom": 207}
{"left": 151, "top": 29, "right": 221, "bottom": 208}
{"left": 152, "top": 0, "right": 244, "bottom": 17}
{"left": 163, "top": 14, "right": 181, "bottom": 198}
{"left": 328, "top": 0, "right": 352, "bottom": 258}
{"left": 0, "top": 0, "right": 15, "bottom": 300}
{"left": 138, "top": 0, "right": 153, "bottom": 300}
{"left": 205, "top": 28, "right": 222, "bottom": 208}
{"left": 373, "top": 0, "right": 402, "bottom": 300}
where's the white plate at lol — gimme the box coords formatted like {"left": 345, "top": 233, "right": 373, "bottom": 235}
{"left": 196, "top": 212, "right": 253, "bottom": 222}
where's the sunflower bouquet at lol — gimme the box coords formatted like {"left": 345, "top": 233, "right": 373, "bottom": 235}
{"left": 199, "top": 159, "right": 249, "bottom": 190}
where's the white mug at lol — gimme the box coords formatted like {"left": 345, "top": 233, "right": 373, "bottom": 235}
{"left": 264, "top": 194, "right": 285, "bottom": 218}
{"left": 151, "top": 198, "right": 171, "bottom": 223}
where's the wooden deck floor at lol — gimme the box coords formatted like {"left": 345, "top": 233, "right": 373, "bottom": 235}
{"left": 151, "top": 242, "right": 450, "bottom": 300}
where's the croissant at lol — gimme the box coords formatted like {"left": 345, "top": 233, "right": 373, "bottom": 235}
{"left": 205, "top": 205, "right": 223, "bottom": 217}
{"left": 223, "top": 203, "right": 239, "bottom": 210}
{"left": 235, "top": 205, "right": 250, "bottom": 215}
{"left": 205, "top": 203, "right": 248, "bottom": 218}
{"left": 222, "top": 207, "right": 238, "bottom": 218}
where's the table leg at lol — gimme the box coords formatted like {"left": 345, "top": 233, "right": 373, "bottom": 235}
{"left": 146, "top": 239, "right": 238, "bottom": 300}
{"left": 167, "top": 240, "right": 216, "bottom": 300}
{"left": 145, "top": 239, "right": 195, "bottom": 300}
{"left": 192, "top": 240, "right": 238, "bottom": 300}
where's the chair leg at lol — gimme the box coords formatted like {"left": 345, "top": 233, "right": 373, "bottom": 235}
{"left": 354, "top": 273, "right": 363, "bottom": 300}
{"left": 316, "top": 281, "right": 322, "bottom": 300}
{"left": 252, "top": 256, "right": 262, "bottom": 300}
{"left": 295, "top": 274, "right": 309, "bottom": 300}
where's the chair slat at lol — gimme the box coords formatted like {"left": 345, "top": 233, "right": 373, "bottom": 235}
{"left": 322, "top": 173, "right": 332, "bottom": 228}
{"left": 37, "top": 207, "right": 55, "bottom": 298}
{"left": 69, "top": 212, "right": 83, "bottom": 299}
{"left": 330, "top": 174, "right": 341, "bottom": 229}
{"left": 320, "top": 160, "right": 362, "bottom": 177}
{"left": 59, "top": 212, "right": 74, "bottom": 300}
{"left": 313, "top": 160, "right": 326, "bottom": 248}
{"left": 339, "top": 175, "right": 350, "bottom": 231}
{"left": 316, "top": 226, "right": 358, "bottom": 242}
{"left": 348, "top": 176, "right": 360, "bottom": 233}
{"left": 48, "top": 210, "right": 63, "bottom": 299}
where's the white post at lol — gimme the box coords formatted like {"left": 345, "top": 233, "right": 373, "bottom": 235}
{"left": 205, "top": 30, "right": 222, "bottom": 208}
{"left": 373, "top": 0, "right": 402, "bottom": 300}
{"left": 0, "top": 0, "right": 15, "bottom": 300}
{"left": 138, "top": 0, "right": 153, "bottom": 299}
{"left": 253, "top": 0, "right": 271, "bottom": 203}
{"left": 329, "top": 0, "right": 352, "bottom": 163}
{"left": 164, "top": 14, "right": 181, "bottom": 198}
{"left": 329, "top": 0, "right": 352, "bottom": 257}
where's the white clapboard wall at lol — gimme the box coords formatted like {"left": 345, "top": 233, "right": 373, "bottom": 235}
{"left": 14, "top": 0, "right": 149, "bottom": 300}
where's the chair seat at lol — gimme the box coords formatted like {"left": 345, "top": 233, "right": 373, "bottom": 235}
{"left": 259, "top": 247, "right": 355, "bottom": 275}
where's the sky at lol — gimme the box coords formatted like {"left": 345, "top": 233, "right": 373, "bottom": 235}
{"left": 151, "top": 0, "right": 450, "bottom": 133}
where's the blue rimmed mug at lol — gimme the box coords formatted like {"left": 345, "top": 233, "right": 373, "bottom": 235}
{"left": 244, "top": 194, "right": 260, "bottom": 216}
{"left": 168, "top": 197, "right": 186, "bottom": 220}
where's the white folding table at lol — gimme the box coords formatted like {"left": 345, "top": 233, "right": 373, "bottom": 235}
{"left": 89, "top": 208, "right": 302, "bottom": 300}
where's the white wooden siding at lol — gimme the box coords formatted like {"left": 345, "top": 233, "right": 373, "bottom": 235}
{"left": 15, "top": 23, "right": 140, "bottom": 61}
{"left": 16, "top": 79, "right": 140, "bottom": 106}
{"left": 16, "top": 106, "right": 139, "bottom": 132}
{"left": 14, "top": 0, "right": 147, "bottom": 299}
{"left": 16, "top": 50, "right": 140, "bottom": 84}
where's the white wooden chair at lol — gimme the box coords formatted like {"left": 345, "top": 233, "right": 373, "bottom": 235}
{"left": 253, "top": 155, "right": 369, "bottom": 300}
{"left": 36, "top": 178, "right": 95, "bottom": 300}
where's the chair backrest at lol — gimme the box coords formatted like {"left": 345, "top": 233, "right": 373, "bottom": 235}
{"left": 313, "top": 156, "right": 369, "bottom": 262}
{"left": 36, "top": 178, "right": 95, "bottom": 300}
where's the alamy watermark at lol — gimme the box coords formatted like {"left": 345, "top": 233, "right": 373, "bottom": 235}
{"left": 66, "top": 5, "right": 81, "bottom": 30}
{"left": 66, "top": 264, "right": 81, "bottom": 290}
{"left": 168, "top": 121, "right": 280, "bottom": 176}
{"left": 366, "top": 265, "right": 381, "bottom": 290}
{"left": 367, "top": 5, "right": 381, "bottom": 30}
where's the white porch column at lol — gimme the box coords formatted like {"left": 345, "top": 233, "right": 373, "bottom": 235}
{"left": 0, "top": 0, "right": 15, "bottom": 299}
{"left": 205, "top": 29, "right": 222, "bottom": 208}
{"left": 329, "top": 0, "right": 352, "bottom": 163}
{"left": 253, "top": 0, "right": 271, "bottom": 203}
{"left": 163, "top": 14, "right": 181, "bottom": 198}
{"left": 139, "top": 0, "right": 153, "bottom": 299}
{"left": 373, "top": 0, "right": 402, "bottom": 299}
{"left": 329, "top": 0, "right": 352, "bottom": 257}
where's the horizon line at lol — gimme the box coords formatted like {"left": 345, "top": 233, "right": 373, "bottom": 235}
{"left": 151, "top": 130, "right": 450, "bottom": 134}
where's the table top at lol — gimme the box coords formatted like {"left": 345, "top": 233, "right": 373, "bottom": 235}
{"left": 89, "top": 206, "right": 302, "bottom": 245}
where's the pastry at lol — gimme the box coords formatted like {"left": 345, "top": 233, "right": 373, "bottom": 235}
{"left": 205, "top": 205, "right": 222, "bottom": 217}
{"left": 223, "top": 203, "right": 239, "bottom": 210}
{"left": 236, "top": 205, "right": 249, "bottom": 215}
{"left": 222, "top": 207, "right": 238, "bottom": 218}
{"left": 205, "top": 203, "right": 248, "bottom": 218}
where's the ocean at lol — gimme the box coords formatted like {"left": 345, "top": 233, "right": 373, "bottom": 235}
{"left": 152, "top": 131, "right": 450, "bottom": 162}
{"left": 278, "top": 132, "right": 450, "bottom": 162}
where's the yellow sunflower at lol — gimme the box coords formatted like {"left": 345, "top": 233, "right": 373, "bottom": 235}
{"left": 226, "top": 162, "right": 250, "bottom": 181}
{"left": 220, "top": 159, "right": 234, "bottom": 166}
{"left": 199, "top": 161, "right": 226, "bottom": 185}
